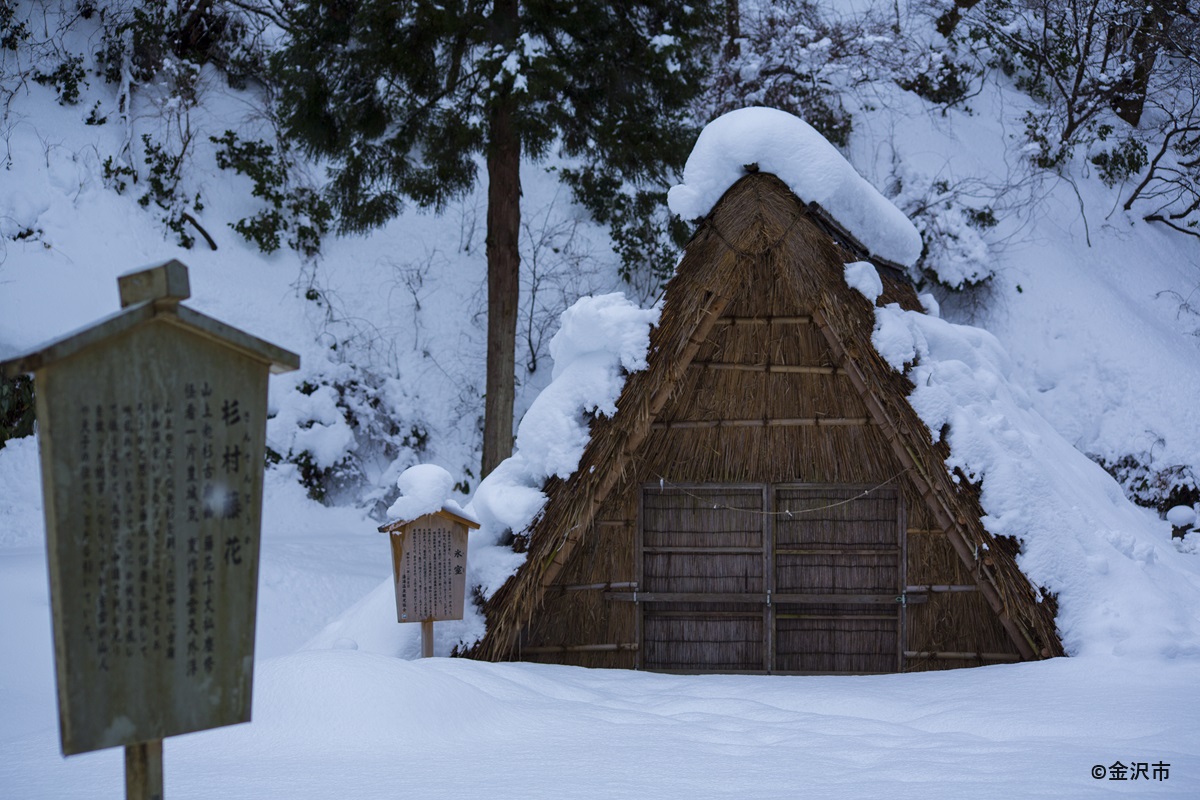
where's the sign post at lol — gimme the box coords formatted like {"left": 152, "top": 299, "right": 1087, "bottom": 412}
{"left": 1, "top": 260, "right": 298, "bottom": 796}
{"left": 378, "top": 507, "right": 478, "bottom": 657}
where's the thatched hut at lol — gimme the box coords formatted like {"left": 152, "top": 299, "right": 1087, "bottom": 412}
{"left": 468, "top": 169, "right": 1064, "bottom": 674}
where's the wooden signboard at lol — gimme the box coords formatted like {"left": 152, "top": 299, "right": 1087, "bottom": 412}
{"left": 385, "top": 512, "right": 472, "bottom": 623}
{"left": 1, "top": 260, "right": 298, "bottom": 763}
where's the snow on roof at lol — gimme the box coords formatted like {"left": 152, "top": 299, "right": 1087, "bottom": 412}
{"left": 849, "top": 263, "right": 1200, "bottom": 658}
{"left": 467, "top": 293, "right": 660, "bottom": 597}
{"left": 668, "top": 107, "right": 923, "bottom": 268}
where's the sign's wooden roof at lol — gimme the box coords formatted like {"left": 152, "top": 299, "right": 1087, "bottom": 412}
{"left": 379, "top": 506, "right": 482, "bottom": 533}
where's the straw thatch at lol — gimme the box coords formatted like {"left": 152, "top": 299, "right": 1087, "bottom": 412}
{"left": 467, "top": 172, "right": 1064, "bottom": 673}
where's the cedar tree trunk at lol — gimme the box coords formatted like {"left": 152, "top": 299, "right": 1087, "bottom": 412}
{"left": 482, "top": 0, "right": 521, "bottom": 478}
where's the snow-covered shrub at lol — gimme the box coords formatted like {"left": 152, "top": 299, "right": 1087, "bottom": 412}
{"left": 709, "top": 0, "right": 877, "bottom": 148}
{"left": 267, "top": 362, "right": 431, "bottom": 513}
{"left": 896, "top": 44, "right": 975, "bottom": 108}
{"left": 1094, "top": 454, "right": 1200, "bottom": 518}
{"left": 892, "top": 172, "right": 998, "bottom": 291}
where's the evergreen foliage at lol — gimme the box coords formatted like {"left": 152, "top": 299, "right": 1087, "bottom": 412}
{"left": 211, "top": 130, "right": 333, "bottom": 256}
{"left": 0, "top": 374, "right": 35, "bottom": 449}
{"left": 272, "top": 1, "right": 715, "bottom": 233}
{"left": 271, "top": 0, "right": 718, "bottom": 475}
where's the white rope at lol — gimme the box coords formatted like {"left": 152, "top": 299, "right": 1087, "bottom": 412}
{"left": 647, "top": 470, "right": 909, "bottom": 517}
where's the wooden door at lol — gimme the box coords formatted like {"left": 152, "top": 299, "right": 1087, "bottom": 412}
{"left": 638, "top": 483, "right": 904, "bottom": 673}
{"left": 772, "top": 485, "right": 904, "bottom": 673}
{"left": 639, "top": 486, "right": 765, "bottom": 671}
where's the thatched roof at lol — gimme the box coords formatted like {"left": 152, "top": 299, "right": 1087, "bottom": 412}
{"left": 469, "top": 172, "right": 1063, "bottom": 663}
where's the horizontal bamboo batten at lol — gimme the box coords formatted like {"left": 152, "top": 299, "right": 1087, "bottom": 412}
{"left": 608, "top": 591, "right": 906, "bottom": 604}
{"left": 521, "top": 643, "right": 639, "bottom": 654}
{"left": 907, "top": 584, "right": 979, "bottom": 593}
{"left": 712, "top": 315, "right": 812, "bottom": 326}
{"left": 651, "top": 417, "right": 871, "bottom": 431}
{"left": 904, "top": 650, "right": 1021, "bottom": 662}
{"left": 553, "top": 581, "right": 639, "bottom": 592}
{"left": 691, "top": 361, "right": 843, "bottom": 376}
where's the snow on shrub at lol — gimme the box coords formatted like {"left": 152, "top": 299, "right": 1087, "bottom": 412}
{"left": 267, "top": 357, "right": 429, "bottom": 507}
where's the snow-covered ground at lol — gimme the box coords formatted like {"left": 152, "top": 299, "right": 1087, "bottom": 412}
{"left": 2, "top": 456, "right": 1198, "bottom": 798}
{"left": 4, "top": 7, "right": 1200, "bottom": 798}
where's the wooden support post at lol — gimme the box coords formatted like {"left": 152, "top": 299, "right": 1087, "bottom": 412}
{"left": 421, "top": 619, "right": 434, "bottom": 658}
{"left": 125, "top": 740, "right": 163, "bottom": 800}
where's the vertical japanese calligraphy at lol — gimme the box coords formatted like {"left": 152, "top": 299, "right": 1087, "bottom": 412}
{"left": 69, "top": 383, "right": 255, "bottom": 681}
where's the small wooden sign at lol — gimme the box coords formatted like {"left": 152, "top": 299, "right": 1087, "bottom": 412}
{"left": 379, "top": 509, "right": 477, "bottom": 623}
{"left": 2, "top": 260, "right": 298, "bottom": 757}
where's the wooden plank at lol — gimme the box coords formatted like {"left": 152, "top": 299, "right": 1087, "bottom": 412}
{"left": 650, "top": 669, "right": 897, "bottom": 676}
{"left": 125, "top": 740, "right": 163, "bottom": 800}
{"left": 644, "top": 546, "right": 762, "bottom": 554}
{"left": 776, "top": 548, "right": 900, "bottom": 556}
{"left": 635, "top": 485, "right": 645, "bottom": 670}
{"left": 645, "top": 610, "right": 762, "bottom": 618}
{"left": 388, "top": 518, "right": 470, "bottom": 623}
{"left": 1, "top": 300, "right": 300, "bottom": 378}
{"left": 897, "top": 484, "right": 908, "bottom": 671}
{"left": 2, "top": 301, "right": 157, "bottom": 377}
{"left": 777, "top": 613, "right": 900, "bottom": 621}
{"left": 119, "top": 261, "right": 190, "bottom": 307}
{"left": 420, "top": 620, "right": 434, "bottom": 658}
{"left": 171, "top": 306, "right": 300, "bottom": 374}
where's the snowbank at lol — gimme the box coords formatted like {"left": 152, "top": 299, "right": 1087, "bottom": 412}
{"left": 467, "top": 293, "right": 659, "bottom": 597}
{"left": 668, "top": 107, "right": 923, "bottom": 267}
{"left": 852, "top": 264, "right": 1200, "bottom": 658}
{"left": 0, "top": 437, "right": 44, "bottom": 549}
